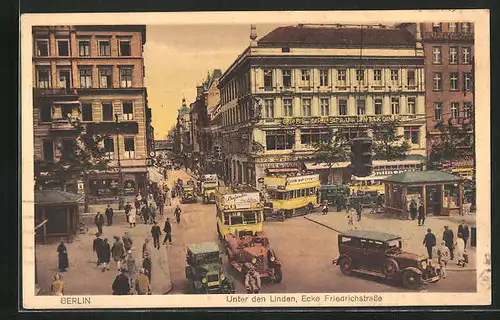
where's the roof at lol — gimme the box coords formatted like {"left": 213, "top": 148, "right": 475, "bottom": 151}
{"left": 383, "top": 170, "right": 462, "bottom": 184}
{"left": 187, "top": 242, "right": 220, "bottom": 255}
{"left": 258, "top": 25, "right": 416, "bottom": 47}
{"left": 217, "top": 185, "right": 260, "bottom": 195}
{"left": 35, "top": 190, "right": 84, "bottom": 205}
{"left": 340, "top": 230, "right": 401, "bottom": 242}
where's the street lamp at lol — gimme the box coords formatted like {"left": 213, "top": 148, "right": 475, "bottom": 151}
{"left": 115, "top": 113, "right": 125, "bottom": 210}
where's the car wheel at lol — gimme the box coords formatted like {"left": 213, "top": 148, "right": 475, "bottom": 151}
{"left": 339, "top": 257, "right": 353, "bottom": 275}
{"left": 274, "top": 266, "right": 283, "bottom": 283}
{"left": 402, "top": 269, "right": 423, "bottom": 290}
{"left": 382, "top": 258, "right": 399, "bottom": 279}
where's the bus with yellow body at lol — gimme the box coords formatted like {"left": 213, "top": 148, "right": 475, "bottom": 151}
{"left": 263, "top": 174, "right": 320, "bottom": 219}
{"left": 215, "top": 185, "right": 264, "bottom": 240}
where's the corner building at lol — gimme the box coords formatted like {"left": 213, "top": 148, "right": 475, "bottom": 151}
{"left": 217, "top": 24, "right": 426, "bottom": 189}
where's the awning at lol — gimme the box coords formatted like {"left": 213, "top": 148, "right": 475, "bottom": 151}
{"left": 304, "top": 162, "right": 350, "bottom": 170}
{"left": 353, "top": 175, "right": 389, "bottom": 181}
{"left": 53, "top": 100, "right": 81, "bottom": 105}
{"left": 147, "top": 167, "right": 163, "bottom": 183}
{"left": 266, "top": 168, "right": 299, "bottom": 174}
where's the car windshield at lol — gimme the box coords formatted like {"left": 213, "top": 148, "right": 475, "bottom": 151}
{"left": 386, "top": 239, "right": 401, "bottom": 252}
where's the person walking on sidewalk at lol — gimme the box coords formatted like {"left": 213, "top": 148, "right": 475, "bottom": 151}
{"left": 174, "top": 205, "right": 182, "bottom": 224}
{"left": 156, "top": 192, "right": 165, "bottom": 215}
{"left": 151, "top": 222, "right": 161, "bottom": 249}
{"left": 163, "top": 218, "right": 172, "bottom": 245}
{"left": 458, "top": 220, "right": 470, "bottom": 249}
{"left": 141, "top": 204, "right": 149, "bottom": 224}
{"left": 135, "top": 268, "right": 152, "bottom": 295}
{"left": 105, "top": 205, "right": 114, "bottom": 226}
{"left": 125, "top": 202, "right": 132, "bottom": 224}
{"left": 111, "top": 236, "right": 126, "bottom": 270}
{"left": 94, "top": 212, "right": 105, "bottom": 235}
{"left": 443, "top": 226, "right": 455, "bottom": 260}
{"left": 125, "top": 250, "right": 137, "bottom": 291}
{"left": 418, "top": 203, "right": 426, "bottom": 226}
{"left": 148, "top": 203, "right": 157, "bottom": 224}
{"left": 143, "top": 252, "right": 152, "bottom": 283}
{"left": 134, "top": 194, "right": 141, "bottom": 216}
{"left": 410, "top": 199, "right": 417, "bottom": 221}
{"left": 436, "top": 240, "right": 450, "bottom": 279}
{"left": 454, "top": 233, "right": 466, "bottom": 267}
{"left": 165, "top": 187, "right": 172, "bottom": 206}
{"left": 142, "top": 238, "right": 152, "bottom": 259}
{"left": 92, "top": 233, "right": 104, "bottom": 267}
{"left": 422, "top": 228, "right": 436, "bottom": 259}
{"left": 51, "top": 273, "right": 64, "bottom": 296}
{"left": 112, "top": 269, "right": 130, "bottom": 295}
{"left": 101, "top": 237, "right": 111, "bottom": 272}
{"left": 122, "top": 231, "right": 133, "bottom": 252}
{"left": 129, "top": 208, "right": 137, "bottom": 228}
{"left": 355, "top": 201, "right": 362, "bottom": 222}
{"left": 57, "top": 240, "right": 69, "bottom": 272}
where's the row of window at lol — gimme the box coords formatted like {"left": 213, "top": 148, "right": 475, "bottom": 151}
{"left": 36, "top": 66, "right": 134, "bottom": 89}
{"left": 432, "top": 72, "right": 473, "bottom": 91}
{"left": 433, "top": 101, "right": 472, "bottom": 121}
{"left": 432, "top": 46, "right": 472, "bottom": 64}
{"left": 39, "top": 101, "right": 135, "bottom": 123}
{"left": 431, "top": 22, "right": 472, "bottom": 34}
{"left": 35, "top": 38, "right": 132, "bottom": 57}
{"left": 42, "top": 137, "right": 136, "bottom": 162}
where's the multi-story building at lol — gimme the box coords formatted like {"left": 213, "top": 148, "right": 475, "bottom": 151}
{"left": 176, "top": 98, "right": 192, "bottom": 164}
{"left": 217, "top": 24, "right": 427, "bottom": 188}
{"left": 33, "top": 25, "right": 149, "bottom": 197}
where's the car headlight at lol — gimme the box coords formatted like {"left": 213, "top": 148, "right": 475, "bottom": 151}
{"left": 270, "top": 256, "right": 276, "bottom": 262}
{"left": 252, "top": 258, "right": 257, "bottom": 264}
{"left": 220, "top": 274, "right": 226, "bottom": 281}
{"left": 201, "top": 278, "right": 207, "bottom": 284}
{"left": 420, "top": 261, "right": 427, "bottom": 269}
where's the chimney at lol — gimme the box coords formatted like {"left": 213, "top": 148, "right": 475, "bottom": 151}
{"left": 196, "top": 85, "right": 204, "bottom": 98}
{"left": 250, "top": 24, "right": 257, "bottom": 47}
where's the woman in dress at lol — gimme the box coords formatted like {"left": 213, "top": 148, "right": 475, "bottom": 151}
{"left": 454, "top": 233, "right": 466, "bottom": 267}
{"left": 56, "top": 240, "right": 69, "bottom": 272}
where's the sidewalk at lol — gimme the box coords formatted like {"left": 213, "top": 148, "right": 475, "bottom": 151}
{"left": 304, "top": 210, "right": 476, "bottom": 271}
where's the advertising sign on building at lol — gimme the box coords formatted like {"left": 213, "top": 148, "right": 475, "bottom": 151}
{"left": 222, "top": 192, "right": 260, "bottom": 209}
{"left": 287, "top": 174, "right": 320, "bottom": 185}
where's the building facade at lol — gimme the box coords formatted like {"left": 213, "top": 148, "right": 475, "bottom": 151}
{"left": 176, "top": 98, "right": 192, "bottom": 166}
{"left": 33, "top": 25, "right": 149, "bottom": 197}
{"left": 217, "top": 24, "right": 427, "bottom": 189}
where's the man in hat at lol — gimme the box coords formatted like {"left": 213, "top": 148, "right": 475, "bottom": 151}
{"left": 92, "top": 233, "right": 104, "bottom": 267}
{"left": 163, "top": 218, "right": 172, "bottom": 245}
{"left": 125, "top": 250, "right": 137, "bottom": 291}
{"left": 151, "top": 221, "right": 161, "bottom": 250}
{"left": 422, "top": 228, "right": 436, "bottom": 259}
{"left": 111, "top": 236, "right": 126, "bottom": 270}
{"left": 124, "top": 202, "right": 133, "bottom": 224}
{"left": 443, "top": 225, "right": 455, "bottom": 260}
{"left": 458, "top": 220, "right": 470, "bottom": 249}
{"left": 105, "top": 204, "right": 114, "bottom": 226}
{"left": 94, "top": 212, "right": 105, "bottom": 235}
{"left": 135, "top": 268, "right": 152, "bottom": 295}
{"left": 112, "top": 268, "right": 130, "bottom": 295}
{"left": 143, "top": 252, "right": 152, "bottom": 283}
{"left": 122, "top": 231, "right": 133, "bottom": 252}
{"left": 142, "top": 238, "right": 151, "bottom": 259}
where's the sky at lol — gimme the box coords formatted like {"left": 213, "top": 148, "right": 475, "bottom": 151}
{"left": 144, "top": 24, "right": 280, "bottom": 139}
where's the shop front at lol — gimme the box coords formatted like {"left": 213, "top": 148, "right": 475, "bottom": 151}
{"left": 87, "top": 169, "right": 147, "bottom": 202}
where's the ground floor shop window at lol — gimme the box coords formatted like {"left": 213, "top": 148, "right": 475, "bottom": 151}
{"left": 300, "top": 128, "right": 331, "bottom": 145}
{"left": 265, "top": 130, "right": 294, "bottom": 150}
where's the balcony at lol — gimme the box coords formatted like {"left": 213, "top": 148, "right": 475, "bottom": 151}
{"left": 49, "top": 118, "right": 80, "bottom": 132}
{"left": 34, "top": 88, "right": 79, "bottom": 98}
{"left": 423, "top": 32, "right": 474, "bottom": 42}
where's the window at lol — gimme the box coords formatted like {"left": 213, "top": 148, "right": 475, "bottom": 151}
{"left": 282, "top": 69, "right": 291, "bottom": 87}
{"left": 432, "top": 22, "right": 442, "bottom": 32}
{"left": 119, "top": 40, "right": 131, "bottom": 56}
{"left": 339, "top": 99, "right": 348, "bottom": 115}
{"left": 43, "top": 140, "right": 54, "bottom": 161}
{"left": 320, "top": 98, "right": 329, "bottom": 116}
{"left": 373, "top": 69, "right": 382, "bottom": 84}
{"left": 37, "top": 68, "right": 50, "bottom": 88}
{"left": 301, "top": 98, "right": 312, "bottom": 116}
{"left": 449, "top": 47, "right": 458, "bottom": 64}
{"left": 264, "top": 99, "right": 274, "bottom": 118}
{"left": 463, "top": 72, "right": 473, "bottom": 91}
{"left": 265, "top": 130, "right": 294, "bottom": 150}
{"left": 356, "top": 69, "right": 365, "bottom": 82}
{"left": 433, "top": 72, "right": 442, "bottom": 90}
{"left": 450, "top": 72, "right": 459, "bottom": 91}
{"left": 120, "top": 68, "right": 133, "bottom": 88}
{"left": 391, "top": 97, "right": 400, "bottom": 114}
{"left": 102, "top": 103, "right": 113, "bottom": 121}
{"left": 301, "top": 128, "right": 331, "bottom": 145}
{"left": 79, "top": 68, "right": 92, "bottom": 88}
{"left": 432, "top": 46, "right": 442, "bottom": 64}
{"left": 337, "top": 69, "right": 347, "bottom": 85}
{"left": 462, "top": 47, "right": 471, "bottom": 64}
{"left": 374, "top": 98, "right": 383, "bottom": 115}
{"left": 40, "top": 101, "right": 52, "bottom": 122}
{"left": 57, "top": 40, "right": 69, "bottom": 56}
{"left": 122, "top": 102, "right": 133, "bottom": 120}
{"left": 390, "top": 69, "right": 399, "bottom": 82}
{"left": 104, "top": 137, "right": 114, "bottom": 158}
{"left": 79, "top": 40, "right": 90, "bottom": 56}
{"left": 58, "top": 70, "right": 71, "bottom": 89}
{"left": 356, "top": 99, "right": 365, "bottom": 115}
{"left": 99, "top": 67, "right": 113, "bottom": 88}
{"left": 449, "top": 22, "right": 458, "bottom": 33}
{"left": 81, "top": 103, "right": 93, "bottom": 121}
{"left": 461, "top": 22, "right": 470, "bottom": 33}
{"left": 404, "top": 127, "right": 420, "bottom": 144}
{"left": 99, "top": 40, "right": 111, "bottom": 56}
{"left": 463, "top": 102, "right": 472, "bottom": 118}
{"left": 283, "top": 98, "right": 293, "bottom": 117}
{"left": 407, "top": 97, "right": 416, "bottom": 114}
{"left": 124, "top": 137, "right": 135, "bottom": 159}
{"left": 301, "top": 70, "right": 311, "bottom": 87}
{"left": 36, "top": 39, "right": 49, "bottom": 56}
{"left": 407, "top": 69, "right": 416, "bottom": 86}
{"left": 61, "top": 105, "right": 73, "bottom": 119}
{"left": 434, "top": 102, "right": 442, "bottom": 121}
{"left": 264, "top": 69, "right": 273, "bottom": 88}
{"left": 320, "top": 70, "right": 328, "bottom": 86}
{"left": 450, "top": 102, "right": 459, "bottom": 119}
{"left": 282, "top": 47, "right": 290, "bottom": 53}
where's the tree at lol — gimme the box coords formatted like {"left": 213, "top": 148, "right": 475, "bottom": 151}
{"left": 370, "top": 119, "right": 411, "bottom": 161}
{"left": 429, "top": 118, "right": 473, "bottom": 165}
{"left": 312, "top": 130, "right": 349, "bottom": 184}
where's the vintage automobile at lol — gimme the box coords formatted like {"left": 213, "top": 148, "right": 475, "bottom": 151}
{"left": 333, "top": 230, "right": 441, "bottom": 290}
{"left": 181, "top": 182, "right": 197, "bottom": 203}
{"left": 318, "top": 185, "right": 350, "bottom": 205}
{"left": 200, "top": 174, "right": 218, "bottom": 204}
{"left": 225, "top": 234, "right": 283, "bottom": 284}
{"left": 185, "top": 241, "right": 236, "bottom": 294}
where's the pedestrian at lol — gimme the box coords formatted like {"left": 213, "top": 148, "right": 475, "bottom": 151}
{"left": 335, "top": 194, "right": 342, "bottom": 212}
{"left": 92, "top": 233, "right": 104, "bottom": 267}
{"left": 125, "top": 250, "right": 137, "bottom": 290}
{"left": 94, "top": 212, "right": 104, "bottom": 234}
{"left": 443, "top": 225, "right": 455, "bottom": 260}
{"left": 143, "top": 252, "right": 152, "bottom": 283}
{"left": 142, "top": 238, "right": 151, "bottom": 259}
{"left": 347, "top": 210, "right": 354, "bottom": 228}
{"left": 436, "top": 240, "right": 450, "bottom": 278}
{"left": 125, "top": 202, "right": 132, "bottom": 223}
{"left": 345, "top": 197, "right": 351, "bottom": 213}
{"left": 321, "top": 202, "right": 328, "bottom": 215}
{"left": 149, "top": 203, "right": 156, "bottom": 224}
{"left": 141, "top": 204, "right": 149, "bottom": 224}
{"left": 422, "top": 228, "right": 436, "bottom": 259}
{"left": 122, "top": 231, "right": 133, "bottom": 252}
{"left": 174, "top": 205, "right": 182, "bottom": 224}
{"left": 105, "top": 204, "right": 114, "bottom": 226}
{"left": 151, "top": 222, "right": 161, "bottom": 250}
{"left": 101, "top": 237, "right": 111, "bottom": 272}
{"left": 418, "top": 202, "right": 426, "bottom": 226}
{"left": 157, "top": 193, "right": 165, "bottom": 216}
{"left": 135, "top": 268, "right": 152, "bottom": 295}
{"left": 410, "top": 198, "right": 417, "bottom": 220}
{"left": 111, "top": 236, "right": 126, "bottom": 270}
{"left": 51, "top": 273, "right": 64, "bottom": 296}
{"left": 56, "top": 240, "right": 69, "bottom": 272}
{"left": 112, "top": 269, "right": 130, "bottom": 295}
{"left": 355, "top": 201, "right": 362, "bottom": 222}
{"left": 129, "top": 208, "right": 137, "bottom": 228}
{"left": 165, "top": 187, "right": 172, "bottom": 206}
{"left": 134, "top": 196, "right": 141, "bottom": 217}
{"left": 454, "top": 233, "right": 466, "bottom": 267}
{"left": 163, "top": 218, "right": 172, "bottom": 245}
{"left": 458, "top": 220, "right": 470, "bottom": 249}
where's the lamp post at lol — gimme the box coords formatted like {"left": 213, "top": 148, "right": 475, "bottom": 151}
{"left": 115, "top": 113, "right": 125, "bottom": 209}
